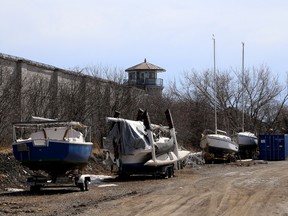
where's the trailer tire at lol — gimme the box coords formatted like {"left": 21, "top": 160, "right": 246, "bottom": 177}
{"left": 30, "top": 185, "right": 41, "bottom": 193}
{"left": 79, "top": 179, "right": 89, "bottom": 191}
{"left": 163, "top": 166, "right": 174, "bottom": 179}
{"left": 171, "top": 166, "right": 175, "bottom": 177}
{"left": 118, "top": 173, "right": 130, "bottom": 180}
{"left": 168, "top": 167, "right": 172, "bottom": 178}
{"left": 84, "top": 179, "right": 89, "bottom": 191}
{"left": 79, "top": 183, "right": 85, "bottom": 191}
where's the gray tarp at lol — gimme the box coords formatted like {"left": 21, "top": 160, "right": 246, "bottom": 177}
{"left": 104, "top": 119, "right": 151, "bottom": 155}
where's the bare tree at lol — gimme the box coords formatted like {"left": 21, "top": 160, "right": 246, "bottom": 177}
{"left": 164, "top": 77, "right": 212, "bottom": 149}
{"left": 0, "top": 64, "right": 21, "bottom": 145}
{"left": 20, "top": 75, "right": 52, "bottom": 120}
{"left": 241, "top": 66, "right": 288, "bottom": 133}
{"left": 76, "top": 65, "right": 147, "bottom": 146}
{"left": 166, "top": 66, "right": 288, "bottom": 149}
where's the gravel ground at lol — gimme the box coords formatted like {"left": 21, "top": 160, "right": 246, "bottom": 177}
{"left": 1, "top": 152, "right": 288, "bottom": 216}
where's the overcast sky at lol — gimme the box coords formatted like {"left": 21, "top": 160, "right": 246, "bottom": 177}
{"left": 1, "top": 0, "right": 288, "bottom": 86}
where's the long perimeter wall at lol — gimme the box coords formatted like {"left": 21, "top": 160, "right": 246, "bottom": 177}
{"left": 0, "top": 53, "right": 145, "bottom": 145}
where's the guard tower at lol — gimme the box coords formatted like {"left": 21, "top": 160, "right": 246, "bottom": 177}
{"left": 125, "top": 59, "right": 165, "bottom": 95}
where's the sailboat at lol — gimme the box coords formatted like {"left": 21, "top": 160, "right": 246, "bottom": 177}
{"left": 235, "top": 131, "right": 258, "bottom": 147}
{"left": 234, "top": 42, "right": 258, "bottom": 158}
{"left": 200, "top": 36, "right": 239, "bottom": 162}
{"left": 103, "top": 109, "right": 190, "bottom": 178}
{"left": 200, "top": 130, "right": 239, "bottom": 162}
{"left": 12, "top": 117, "right": 93, "bottom": 176}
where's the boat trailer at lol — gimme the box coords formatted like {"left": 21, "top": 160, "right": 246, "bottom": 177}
{"left": 26, "top": 173, "right": 91, "bottom": 192}
{"left": 203, "top": 151, "right": 237, "bottom": 163}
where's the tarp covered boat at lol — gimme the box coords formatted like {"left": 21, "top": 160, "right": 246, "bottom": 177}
{"left": 103, "top": 109, "right": 190, "bottom": 177}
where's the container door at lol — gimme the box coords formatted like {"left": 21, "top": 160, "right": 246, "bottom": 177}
{"left": 272, "top": 135, "right": 284, "bottom": 160}
{"left": 259, "top": 135, "right": 271, "bottom": 160}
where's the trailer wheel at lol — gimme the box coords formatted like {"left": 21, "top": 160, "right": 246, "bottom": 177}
{"left": 79, "top": 179, "right": 89, "bottom": 191}
{"left": 118, "top": 173, "right": 130, "bottom": 180}
{"left": 167, "top": 167, "right": 172, "bottom": 178}
{"left": 30, "top": 185, "right": 41, "bottom": 193}
{"left": 179, "top": 161, "right": 184, "bottom": 169}
{"left": 163, "top": 166, "right": 173, "bottom": 179}
{"left": 79, "top": 183, "right": 85, "bottom": 191}
{"left": 84, "top": 179, "right": 89, "bottom": 191}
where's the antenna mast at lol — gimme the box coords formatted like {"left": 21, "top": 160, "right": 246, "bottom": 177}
{"left": 213, "top": 35, "right": 217, "bottom": 134}
{"left": 241, "top": 42, "right": 245, "bottom": 132}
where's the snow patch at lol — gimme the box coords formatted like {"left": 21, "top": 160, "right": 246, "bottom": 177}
{"left": 6, "top": 188, "right": 24, "bottom": 192}
{"left": 89, "top": 175, "right": 118, "bottom": 187}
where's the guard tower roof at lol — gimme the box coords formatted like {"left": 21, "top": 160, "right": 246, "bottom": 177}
{"left": 125, "top": 58, "right": 166, "bottom": 72}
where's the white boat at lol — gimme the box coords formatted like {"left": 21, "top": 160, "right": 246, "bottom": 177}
{"left": 236, "top": 131, "right": 258, "bottom": 147}
{"left": 233, "top": 131, "right": 258, "bottom": 159}
{"left": 200, "top": 131, "right": 239, "bottom": 161}
{"left": 103, "top": 109, "right": 190, "bottom": 177}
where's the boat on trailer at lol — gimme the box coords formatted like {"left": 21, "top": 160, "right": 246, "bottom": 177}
{"left": 236, "top": 131, "right": 258, "bottom": 147}
{"left": 103, "top": 109, "right": 190, "bottom": 178}
{"left": 200, "top": 129, "right": 239, "bottom": 162}
{"left": 12, "top": 117, "right": 93, "bottom": 191}
{"left": 234, "top": 131, "right": 258, "bottom": 159}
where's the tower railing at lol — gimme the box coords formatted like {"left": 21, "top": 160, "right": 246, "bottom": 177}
{"left": 125, "top": 78, "right": 163, "bottom": 87}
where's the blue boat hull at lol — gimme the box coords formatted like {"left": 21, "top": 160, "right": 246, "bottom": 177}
{"left": 13, "top": 140, "right": 93, "bottom": 175}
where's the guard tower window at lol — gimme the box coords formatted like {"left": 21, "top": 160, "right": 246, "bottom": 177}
{"left": 149, "top": 72, "right": 155, "bottom": 79}
{"left": 129, "top": 72, "right": 136, "bottom": 80}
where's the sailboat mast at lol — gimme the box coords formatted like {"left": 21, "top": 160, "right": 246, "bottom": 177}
{"left": 213, "top": 35, "right": 217, "bottom": 134}
{"left": 241, "top": 42, "right": 245, "bottom": 132}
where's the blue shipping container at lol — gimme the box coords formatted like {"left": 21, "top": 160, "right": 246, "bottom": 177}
{"left": 259, "top": 134, "right": 288, "bottom": 161}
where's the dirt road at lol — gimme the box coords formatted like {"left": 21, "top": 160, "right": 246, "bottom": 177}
{"left": 1, "top": 160, "right": 288, "bottom": 216}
